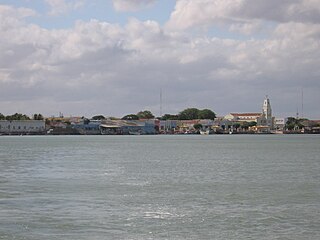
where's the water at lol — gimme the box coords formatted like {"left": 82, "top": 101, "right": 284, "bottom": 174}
{"left": 0, "top": 135, "right": 319, "bottom": 239}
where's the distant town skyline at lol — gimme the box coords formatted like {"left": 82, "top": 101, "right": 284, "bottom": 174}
{"left": 1, "top": 0, "right": 319, "bottom": 119}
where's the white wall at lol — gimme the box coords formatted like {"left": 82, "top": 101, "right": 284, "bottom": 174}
{"left": 0, "top": 120, "right": 45, "bottom": 134}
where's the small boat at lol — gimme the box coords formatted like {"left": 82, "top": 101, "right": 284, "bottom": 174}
{"left": 200, "top": 129, "right": 210, "bottom": 135}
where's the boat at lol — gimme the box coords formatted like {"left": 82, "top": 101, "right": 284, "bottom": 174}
{"left": 200, "top": 129, "right": 210, "bottom": 135}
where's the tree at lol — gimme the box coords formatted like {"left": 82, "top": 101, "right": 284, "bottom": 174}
{"left": 178, "top": 108, "right": 200, "bottom": 120}
{"left": 33, "top": 114, "right": 44, "bottom": 120}
{"left": 83, "top": 118, "right": 90, "bottom": 124}
{"left": 92, "top": 115, "right": 105, "bottom": 120}
{"left": 193, "top": 123, "right": 203, "bottom": 130}
{"left": 109, "top": 116, "right": 120, "bottom": 120}
{"left": 286, "top": 117, "right": 305, "bottom": 130}
{"left": 122, "top": 114, "right": 139, "bottom": 120}
{"left": 233, "top": 123, "right": 241, "bottom": 129}
{"left": 241, "top": 122, "right": 249, "bottom": 130}
{"left": 248, "top": 121, "right": 257, "bottom": 127}
{"left": 0, "top": 113, "right": 5, "bottom": 120}
{"left": 137, "top": 110, "right": 154, "bottom": 119}
{"left": 5, "top": 113, "right": 30, "bottom": 121}
{"left": 177, "top": 108, "right": 216, "bottom": 120}
{"left": 241, "top": 121, "right": 256, "bottom": 130}
{"left": 161, "top": 114, "right": 179, "bottom": 120}
{"left": 198, "top": 109, "right": 216, "bottom": 120}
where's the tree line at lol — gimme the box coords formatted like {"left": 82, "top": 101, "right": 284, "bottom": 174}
{"left": 0, "top": 113, "right": 44, "bottom": 121}
{"left": 120, "top": 108, "right": 216, "bottom": 121}
{"left": 1, "top": 108, "right": 216, "bottom": 122}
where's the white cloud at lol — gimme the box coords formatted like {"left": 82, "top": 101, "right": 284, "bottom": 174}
{"left": 112, "top": 0, "right": 156, "bottom": 12}
{"left": 45, "top": 0, "right": 85, "bottom": 16}
{"left": 0, "top": 3, "right": 320, "bottom": 118}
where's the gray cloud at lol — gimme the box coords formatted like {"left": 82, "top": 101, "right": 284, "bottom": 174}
{"left": 167, "top": 0, "right": 320, "bottom": 32}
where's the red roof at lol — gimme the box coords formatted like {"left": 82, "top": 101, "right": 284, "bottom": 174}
{"left": 230, "top": 113, "right": 262, "bottom": 117}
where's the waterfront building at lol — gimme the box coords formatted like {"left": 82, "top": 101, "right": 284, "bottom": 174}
{"left": 224, "top": 113, "right": 263, "bottom": 123}
{"left": 72, "top": 119, "right": 101, "bottom": 135}
{"left": 213, "top": 117, "right": 233, "bottom": 133}
{"left": 159, "top": 120, "right": 178, "bottom": 133}
{"left": 99, "top": 119, "right": 156, "bottom": 135}
{"left": 0, "top": 120, "right": 45, "bottom": 135}
{"left": 274, "top": 118, "right": 287, "bottom": 131}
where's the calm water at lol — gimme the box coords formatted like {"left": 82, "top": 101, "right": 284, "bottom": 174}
{"left": 0, "top": 135, "right": 319, "bottom": 240}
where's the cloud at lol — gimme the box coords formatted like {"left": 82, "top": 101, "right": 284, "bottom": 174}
{"left": 0, "top": 5, "right": 36, "bottom": 22}
{"left": 45, "top": 0, "right": 85, "bottom": 16}
{"left": 0, "top": 3, "right": 320, "bottom": 118}
{"left": 112, "top": 0, "right": 156, "bottom": 12}
{"left": 166, "top": 0, "right": 320, "bottom": 32}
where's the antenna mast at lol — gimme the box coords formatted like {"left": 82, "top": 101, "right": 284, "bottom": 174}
{"left": 301, "top": 88, "right": 304, "bottom": 118}
{"left": 160, "top": 88, "right": 162, "bottom": 117}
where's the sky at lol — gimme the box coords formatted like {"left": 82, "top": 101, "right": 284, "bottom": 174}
{"left": 0, "top": 0, "right": 319, "bottom": 119}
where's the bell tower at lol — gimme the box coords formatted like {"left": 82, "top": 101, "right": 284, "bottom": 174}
{"left": 262, "top": 95, "right": 273, "bottom": 128}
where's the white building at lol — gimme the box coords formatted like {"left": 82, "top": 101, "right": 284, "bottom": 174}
{"left": 274, "top": 118, "right": 287, "bottom": 131}
{"left": 262, "top": 96, "right": 274, "bottom": 128}
{"left": 224, "top": 113, "right": 263, "bottom": 123}
{"left": 223, "top": 96, "right": 275, "bottom": 131}
{"left": 0, "top": 120, "right": 45, "bottom": 135}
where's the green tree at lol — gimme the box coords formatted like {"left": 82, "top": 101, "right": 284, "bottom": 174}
{"left": 248, "top": 121, "right": 257, "bottom": 127}
{"left": 286, "top": 117, "right": 305, "bottom": 130}
{"left": 241, "top": 122, "right": 250, "bottom": 130}
{"left": 109, "top": 116, "right": 120, "bottom": 120}
{"left": 178, "top": 108, "right": 200, "bottom": 120}
{"left": 136, "top": 110, "right": 154, "bottom": 119}
{"left": 241, "top": 121, "right": 257, "bottom": 130}
{"left": 92, "top": 115, "right": 105, "bottom": 120}
{"left": 233, "top": 123, "right": 241, "bottom": 129}
{"left": 6, "top": 113, "right": 30, "bottom": 120}
{"left": 161, "top": 114, "right": 179, "bottom": 120}
{"left": 122, "top": 114, "right": 139, "bottom": 120}
{"left": 193, "top": 123, "right": 203, "bottom": 130}
{"left": 0, "top": 113, "right": 5, "bottom": 120}
{"left": 198, "top": 109, "right": 216, "bottom": 120}
{"left": 33, "top": 114, "right": 44, "bottom": 120}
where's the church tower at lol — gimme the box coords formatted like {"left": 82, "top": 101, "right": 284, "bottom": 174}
{"left": 262, "top": 96, "right": 273, "bottom": 128}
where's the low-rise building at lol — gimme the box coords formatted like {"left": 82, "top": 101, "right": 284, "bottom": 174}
{"left": 159, "top": 120, "right": 178, "bottom": 133}
{"left": 72, "top": 120, "right": 101, "bottom": 135}
{"left": 99, "top": 119, "right": 156, "bottom": 135}
{"left": 224, "top": 113, "right": 263, "bottom": 123}
{"left": 274, "top": 118, "right": 287, "bottom": 131}
{"left": 0, "top": 120, "right": 45, "bottom": 135}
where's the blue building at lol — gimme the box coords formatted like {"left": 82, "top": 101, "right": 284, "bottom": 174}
{"left": 72, "top": 119, "right": 101, "bottom": 135}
